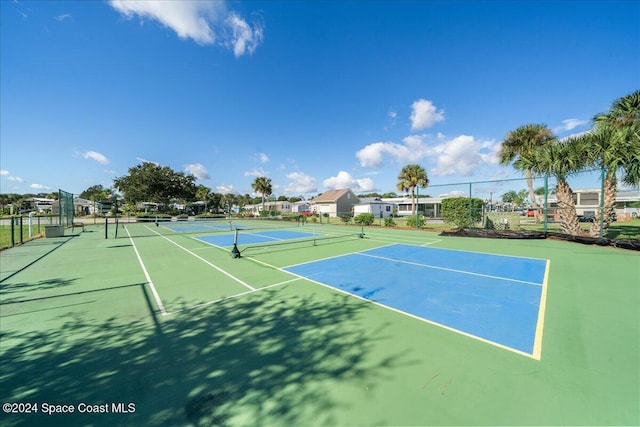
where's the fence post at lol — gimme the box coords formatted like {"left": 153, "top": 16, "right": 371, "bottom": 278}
{"left": 543, "top": 175, "right": 549, "bottom": 234}
{"left": 599, "top": 166, "right": 606, "bottom": 238}
{"left": 10, "top": 216, "right": 15, "bottom": 247}
{"left": 468, "top": 183, "right": 472, "bottom": 228}
{"left": 415, "top": 185, "right": 419, "bottom": 229}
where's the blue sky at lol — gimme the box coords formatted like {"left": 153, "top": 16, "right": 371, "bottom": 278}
{"left": 1, "top": 1, "right": 638, "bottom": 200}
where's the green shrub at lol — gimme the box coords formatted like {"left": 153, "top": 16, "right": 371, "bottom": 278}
{"left": 384, "top": 217, "right": 396, "bottom": 227}
{"left": 441, "top": 197, "right": 483, "bottom": 228}
{"left": 196, "top": 213, "right": 226, "bottom": 219}
{"left": 354, "top": 213, "right": 375, "bottom": 226}
{"left": 339, "top": 214, "right": 352, "bottom": 224}
{"left": 406, "top": 215, "right": 426, "bottom": 228}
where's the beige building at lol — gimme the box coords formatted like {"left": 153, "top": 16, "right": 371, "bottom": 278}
{"left": 310, "top": 189, "right": 360, "bottom": 217}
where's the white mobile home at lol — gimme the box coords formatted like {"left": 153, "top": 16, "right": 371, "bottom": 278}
{"left": 354, "top": 198, "right": 394, "bottom": 218}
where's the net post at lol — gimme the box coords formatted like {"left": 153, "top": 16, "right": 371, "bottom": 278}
{"left": 115, "top": 218, "right": 119, "bottom": 238}
{"left": 105, "top": 217, "right": 108, "bottom": 239}
{"left": 230, "top": 228, "right": 241, "bottom": 258}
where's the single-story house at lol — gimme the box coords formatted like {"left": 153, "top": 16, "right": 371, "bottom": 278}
{"left": 310, "top": 189, "right": 360, "bottom": 217}
{"left": 382, "top": 196, "right": 445, "bottom": 218}
{"left": 545, "top": 188, "right": 640, "bottom": 220}
{"left": 242, "top": 201, "right": 293, "bottom": 215}
{"left": 354, "top": 198, "right": 395, "bottom": 218}
{"left": 292, "top": 201, "right": 311, "bottom": 213}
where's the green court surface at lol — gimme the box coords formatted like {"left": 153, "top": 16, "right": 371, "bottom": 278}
{"left": 0, "top": 223, "right": 638, "bottom": 426}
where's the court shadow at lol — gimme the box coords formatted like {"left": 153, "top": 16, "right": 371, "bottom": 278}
{"left": 0, "top": 287, "right": 407, "bottom": 426}
{"left": 0, "top": 277, "right": 78, "bottom": 299}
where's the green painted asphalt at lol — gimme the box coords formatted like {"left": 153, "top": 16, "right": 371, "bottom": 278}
{"left": 0, "top": 224, "right": 638, "bottom": 426}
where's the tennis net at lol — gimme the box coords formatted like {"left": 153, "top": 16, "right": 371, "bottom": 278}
{"left": 237, "top": 224, "right": 365, "bottom": 256}
{"left": 114, "top": 216, "right": 308, "bottom": 239}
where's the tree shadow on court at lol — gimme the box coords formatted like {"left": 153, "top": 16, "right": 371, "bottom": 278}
{"left": 0, "top": 277, "right": 78, "bottom": 299}
{"left": 0, "top": 286, "right": 409, "bottom": 426}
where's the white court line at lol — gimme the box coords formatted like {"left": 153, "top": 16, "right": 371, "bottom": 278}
{"left": 144, "top": 225, "right": 255, "bottom": 291}
{"left": 282, "top": 243, "right": 399, "bottom": 269}
{"left": 124, "top": 226, "right": 167, "bottom": 316}
{"left": 165, "top": 277, "right": 302, "bottom": 315}
{"left": 363, "top": 233, "right": 441, "bottom": 245}
{"left": 357, "top": 252, "right": 543, "bottom": 287}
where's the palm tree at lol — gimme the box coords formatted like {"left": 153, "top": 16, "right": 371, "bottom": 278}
{"left": 518, "top": 136, "right": 586, "bottom": 235}
{"left": 396, "top": 164, "right": 429, "bottom": 215}
{"left": 252, "top": 176, "right": 273, "bottom": 215}
{"left": 579, "top": 90, "right": 640, "bottom": 237}
{"left": 195, "top": 185, "right": 211, "bottom": 214}
{"left": 499, "top": 124, "right": 555, "bottom": 217}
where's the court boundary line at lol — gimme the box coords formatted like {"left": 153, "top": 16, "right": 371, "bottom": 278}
{"left": 357, "top": 252, "right": 544, "bottom": 287}
{"left": 125, "top": 226, "right": 167, "bottom": 315}
{"left": 364, "top": 234, "right": 441, "bottom": 247}
{"left": 164, "top": 277, "right": 302, "bottom": 315}
{"left": 375, "top": 241, "right": 548, "bottom": 262}
{"left": 532, "top": 259, "right": 551, "bottom": 360}
{"left": 281, "top": 243, "right": 399, "bottom": 270}
{"left": 142, "top": 225, "right": 256, "bottom": 291}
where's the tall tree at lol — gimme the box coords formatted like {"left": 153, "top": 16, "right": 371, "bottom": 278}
{"left": 499, "top": 124, "right": 555, "bottom": 217}
{"left": 79, "top": 184, "right": 111, "bottom": 201}
{"left": 252, "top": 176, "right": 273, "bottom": 214}
{"left": 113, "top": 162, "right": 197, "bottom": 211}
{"left": 195, "top": 185, "right": 211, "bottom": 214}
{"left": 396, "top": 164, "right": 429, "bottom": 215}
{"left": 580, "top": 90, "right": 640, "bottom": 236}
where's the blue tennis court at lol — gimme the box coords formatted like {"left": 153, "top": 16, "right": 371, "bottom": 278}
{"left": 196, "top": 229, "right": 319, "bottom": 247}
{"left": 160, "top": 222, "right": 236, "bottom": 233}
{"left": 284, "top": 244, "right": 549, "bottom": 358}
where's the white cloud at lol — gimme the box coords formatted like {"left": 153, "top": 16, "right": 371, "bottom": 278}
{"left": 410, "top": 99, "right": 444, "bottom": 131}
{"left": 225, "top": 12, "right": 264, "bottom": 57}
{"left": 357, "top": 132, "right": 499, "bottom": 178}
{"left": 323, "top": 171, "right": 375, "bottom": 192}
{"left": 438, "top": 190, "right": 467, "bottom": 198}
{"left": 244, "top": 168, "right": 268, "bottom": 177}
{"left": 284, "top": 172, "right": 317, "bottom": 194}
{"left": 216, "top": 184, "right": 235, "bottom": 194}
{"left": 432, "top": 135, "right": 500, "bottom": 177}
{"left": 0, "top": 170, "right": 8, "bottom": 176}
{"left": 55, "top": 14, "right": 71, "bottom": 21}
{"left": 553, "top": 118, "right": 588, "bottom": 134}
{"left": 253, "top": 152, "right": 269, "bottom": 163}
{"left": 9, "top": 176, "right": 25, "bottom": 183}
{"left": 83, "top": 151, "right": 109, "bottom": 164}
{"left": 109, "top": 0, "right": 264, "bottom": 57}
{"left": 184, "top": 163, "right": 210, "bottom": 180}
{"left": 30, "top": 183, "right": 51, "bottom": 190}
{"left": 356, "top": 135, "right": 436, "bottom": 168}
